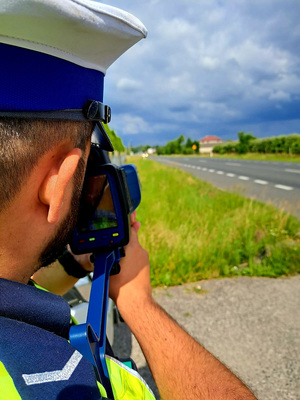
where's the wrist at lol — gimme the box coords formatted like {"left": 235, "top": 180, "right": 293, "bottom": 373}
{"left": 58, "top": 249, "right": 92, "bottom": 279}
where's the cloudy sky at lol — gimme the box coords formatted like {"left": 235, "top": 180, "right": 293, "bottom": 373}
{"left": 100, "top": 0, "right": 300, "bottom": 147}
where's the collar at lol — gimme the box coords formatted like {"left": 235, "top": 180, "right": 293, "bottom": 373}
{"left": 0, "top": 278, "right": 71, "bottom": 339}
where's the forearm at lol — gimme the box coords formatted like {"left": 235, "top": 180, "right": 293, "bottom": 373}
{"left": 121, "top": 298, "right": 257, "bottom": 400}
{"left": 32, "top": 249, "right": 93, "bottom": 295}
{"left": 110, "top": 219, "right": 256, "bottom": 399}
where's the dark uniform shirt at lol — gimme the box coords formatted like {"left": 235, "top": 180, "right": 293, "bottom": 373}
{"left": 0, "top": 278, "right": 102, "bottom": 399}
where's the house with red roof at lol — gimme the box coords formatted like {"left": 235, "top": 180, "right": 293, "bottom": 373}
{"left": 199, "top": 135, "right": 223, "bottom": 154}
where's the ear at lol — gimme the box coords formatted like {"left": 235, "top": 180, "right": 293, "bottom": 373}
{"left": 39, "top": 148, "right": 82, "bottom": 224}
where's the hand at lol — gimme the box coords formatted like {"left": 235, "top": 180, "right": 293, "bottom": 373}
{"left": 109, "top": 211, "right": 153, "bottom": 318}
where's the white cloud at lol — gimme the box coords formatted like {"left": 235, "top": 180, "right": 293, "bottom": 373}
{"left": 200, "top": 57, "right": 219, "bottom": 70}
{"left": 101, "top": 0, "right": 300, "bottom": 145}
{"left": 269, "top": 90, "right": 291, "bottom": 101}
{"left": 113, "top": 114, "right": 151, "bottom": 135}
{"left": 116, "top": 78, "right": 142, "bottom": 91}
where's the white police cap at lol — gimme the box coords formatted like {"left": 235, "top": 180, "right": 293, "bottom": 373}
{"left": 0, "top": 0, "right": 147, "bottom": 150}
{"left": 0, "top": 0, "right": 147, "bottom": 73}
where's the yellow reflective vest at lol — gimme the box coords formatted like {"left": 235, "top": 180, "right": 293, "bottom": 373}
{"left": 0, "top": 279, "right": 156, "bottom": 399}
{"left": 0, "top": 357, "right": 156, "bottom": 400}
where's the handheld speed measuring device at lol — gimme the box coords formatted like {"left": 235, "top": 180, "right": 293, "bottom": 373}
{"left": 69, "top": 143, "right": 141, "bottom": 399}
{"left": 70, "top": 143, "right": 141, "bottom": 255}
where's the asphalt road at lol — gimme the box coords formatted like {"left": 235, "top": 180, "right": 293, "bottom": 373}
{"left": 112, "top": 276, "right": 300, "bottom": 400}
{"left": 151, "top": 156, "right": 300, "bottom": 219}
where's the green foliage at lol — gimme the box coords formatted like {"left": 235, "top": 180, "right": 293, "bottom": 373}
{"left": 103, "top": 124, "right": 125, "bottom": 153}
{"left": 156, "top": 146, "right": 165, "bottom": 155}
{"left": 237, "top": 131, "right": 256, "bottom": 154}
{"left": 131, "top": 144, "right": 152, "bottom": 154}
{"left": 129, "top": 157, "right": 300, "bottom": 287}
{"left": 156, "top": 135, "right": 200, "bottom": 155}
{"left": 213, "top": 133, "right": 300, "bottom": 155}
{"left": 213, "top": 142, "right": 237, "bottom": 154}
{"left": 185, "top": 137, "right": 194, "bottom": 148}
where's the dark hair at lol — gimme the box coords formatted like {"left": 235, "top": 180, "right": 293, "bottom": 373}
{"left": 0, "top": 118, "right": 93, "bottom": 212}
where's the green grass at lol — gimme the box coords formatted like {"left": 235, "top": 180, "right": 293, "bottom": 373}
{"left": 129, "top": 157, "right": 300, "bottom": 287}
{"left": 179, "top": 153, "right": 300, "bottom": 162}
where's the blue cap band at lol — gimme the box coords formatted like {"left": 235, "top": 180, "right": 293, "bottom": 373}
{"left": 0, "top": 43, "right": 104, "bottom": 112}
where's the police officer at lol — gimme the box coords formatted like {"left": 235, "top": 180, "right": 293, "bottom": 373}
{"left": 0, "top": 1, "right": 258, "bottom": 399}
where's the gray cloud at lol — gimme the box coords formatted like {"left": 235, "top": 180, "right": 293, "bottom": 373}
{"left": 101, "top": 0, "right": 300, "bottom": 145}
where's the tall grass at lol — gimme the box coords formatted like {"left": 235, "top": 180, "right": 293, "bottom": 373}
{"left": 129, "top": 157, "right": 300, "bottom": 287}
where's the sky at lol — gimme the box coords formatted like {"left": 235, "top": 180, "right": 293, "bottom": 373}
{"left": 99, "top": 0, "right": 300, "bottom": 147}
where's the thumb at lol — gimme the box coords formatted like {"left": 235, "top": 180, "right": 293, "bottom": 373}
{"left": 132, "top": 220, "right": 141, "bottom": 233}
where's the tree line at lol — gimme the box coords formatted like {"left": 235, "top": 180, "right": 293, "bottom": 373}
{"left": 213, "top": 132, "right": 300, "bottom": 155}
{"left": 131, "top": 135, "right": 200, "bottom": 155}
{"left": 104, "top": 124, "right": 300, "bottom": 157}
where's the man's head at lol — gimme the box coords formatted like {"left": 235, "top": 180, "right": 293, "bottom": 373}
{"left": 0, "top": 118, "right": 93, "bottom": 271}
{"left": 0, "top": 118, "right": 92, "bottom": 213}
{"left": 0, "top": 0, "right": 147, "bottom": 281}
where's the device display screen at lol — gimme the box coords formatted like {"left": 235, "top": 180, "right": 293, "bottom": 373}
{"left": 77, "top": 174, "right": 118, "bottom": 234}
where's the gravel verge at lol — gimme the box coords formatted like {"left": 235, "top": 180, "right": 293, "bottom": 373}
{"left": 112, "top": 276, "right": 300, "bottom": 400}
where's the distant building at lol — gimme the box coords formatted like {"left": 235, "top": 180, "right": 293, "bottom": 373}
{"left": 199, "top": 135, "right": 223, "bottom": 154}
{"left": 147, "top": 147, "right": 156, "bottom": 155}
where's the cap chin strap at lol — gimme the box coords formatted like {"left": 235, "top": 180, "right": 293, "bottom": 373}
{"left": 0, "top": 100, "right": 114, "bottom": 152}
{"left": 92, "top": 122, "right": 114, "bottom": 152}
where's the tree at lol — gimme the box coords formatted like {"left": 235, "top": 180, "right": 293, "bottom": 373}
{"left": 164, "top": 135, "right": 185, "bottom": 154}
{"left": 237, "top": 131, "right": 256, "bottom": 154}
{"left": 103, "top": 124, "right": 125, "bottom": 153}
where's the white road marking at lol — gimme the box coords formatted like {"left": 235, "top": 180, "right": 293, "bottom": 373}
{"left": 217, "top": 171, "right": 224, "bottom": 174}
{"left": 208, "top": 169, "right": 215, "bottom": 172}
{"left": 285, "top": 168, "right": 300, "bottom": 174}
{"left": 275, "top": 184, "right": 293, "bottom": 191}
{"left": 226, "top": 173, "right": 236, "bottom": 177}
{"left": 238, "top": 176, "right": 250, "bottom": 181}
{"left": 254, "top": 180, "right": 268, "bottom": 185}
{"left": 198, "top": 160, "right": 207, "bottom": 163}
{"left": 202, "top": 168, "right": 207, "bottom": 171}
{"left": 23, "top": 351, "right": 82, "bottom": 385}
{"left": 226, "top": 162, "right": 241, "bottom": 166}
{"left": 196, "top": 166, "right": 201, "bottom": 170}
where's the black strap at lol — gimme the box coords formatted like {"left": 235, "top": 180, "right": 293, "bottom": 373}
{"left": 58, "top": 249, "right": 91, "bottom": 279}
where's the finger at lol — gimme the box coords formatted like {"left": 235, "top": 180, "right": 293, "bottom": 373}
{"left": 131, "top": 221, "right": 141, "bottom": 233}
{"left": 132, "top": 220, "right": 141, "bottom": 233}
{"left": 130, "top": 210, "right": 137, "bottom": 225}
{"left": 126, "top": 224, "right": 140, "bottom": 246}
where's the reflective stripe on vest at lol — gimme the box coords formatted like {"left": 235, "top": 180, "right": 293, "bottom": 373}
{"left": 1, "top": 351, "right": 156, "bottom": 400}
{"left": 30, "top": 281, "right": 156, "bottom": 399}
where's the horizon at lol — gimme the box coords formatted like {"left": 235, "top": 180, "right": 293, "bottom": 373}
{"left": 128, "top": 132, "right": 300, "bottom": 150}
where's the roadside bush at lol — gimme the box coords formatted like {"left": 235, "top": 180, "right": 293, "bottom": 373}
{"left": 214, "top": 133, "right": 300, "bottom": 155}
{"left": 213, "top": 142, "right": 237, "bottom": 154}
{"left": 182, "top": 147, "right": 194, "bottom": 155}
